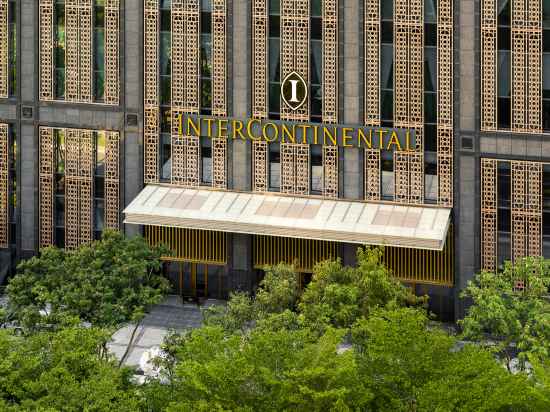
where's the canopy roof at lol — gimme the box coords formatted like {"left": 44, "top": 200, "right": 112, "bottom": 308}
{"left": 124, "top": 185, "right": 451, "bottom": 251}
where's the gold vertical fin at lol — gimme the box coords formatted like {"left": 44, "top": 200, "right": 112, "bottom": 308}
{"left": 144, "top": 0, "right": 159, "bottom": 183}
{"left": 481, "top": 158, "right": 498, "bottom": 271}
{"left": 104, "top": 0, "right": 120, "bottom": 105}
{"left": 0, "top": 0, "right": 8, "bottom": 98}
{"left": 481, "top": 0, "right": 497, "bottom": 130}
{"left": 40, "top": 0, "right": 55, "bottom": 101}
{"left": 0, "top": 124, "right": 8, "bottom": 248}
{"left": 105, "top": 131, "right": 120, "bottom": 229}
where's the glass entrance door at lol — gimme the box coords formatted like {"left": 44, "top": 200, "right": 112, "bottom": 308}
{"left": 163, "top": 261, "right": 225, "bottom": 300}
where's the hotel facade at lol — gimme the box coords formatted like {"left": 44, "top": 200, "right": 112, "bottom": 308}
{"left": 0, "top": 0, "right": 549, "bottom": 319}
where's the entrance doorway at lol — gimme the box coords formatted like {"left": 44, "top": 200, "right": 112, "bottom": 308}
{"left": 164, "top": 261, "right": 226, "bottom": 300}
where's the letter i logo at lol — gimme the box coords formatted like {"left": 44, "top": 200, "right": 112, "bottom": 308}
{"left": 281, "top": 71, "right": 308, "bottom": 111}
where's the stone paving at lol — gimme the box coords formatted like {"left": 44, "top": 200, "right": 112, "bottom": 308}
{"left": 108, "top": 296, "right": 224, "bottom": 369}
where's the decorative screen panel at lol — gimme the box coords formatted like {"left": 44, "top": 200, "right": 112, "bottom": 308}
{"left": 253, "top": 141, "right": 268, "bottom": 192}
{"left": 323, "top": 145, "right": 338, "bottom": 198}
{"left": 481, "top": 158, "right": 498, "bottom": 271}
{"left": 144, "top": 1, "right": 159, "bottom": 183}
{"left": 437, "top": 0, "right": 453, "bottom": 207}
{"left": 80, "top": 0, "right": 93, "bottom": 103}
{"left": 481, "top": 0, "right": 542, "bottom": 132}
{"left": 64, "top": 129, "right": 81, "bottom": 249}
{"left": 39, "top": 0, "right": 120, "bottom": 104}
{"left": 252, "top": 0, "right": 268, "bottom": 119}
{"left": 39, "top": 0, "right": 55, "bottom": 101}
{"left": 511, "top": 160, "right": 542, "bottom": 261}
{"left": 364, "top": 0, "right": 380, "bottom": 126}
{"left": 104, "top": 0, "right": 120, "bottom": 105}
{"left": 0, "top": 124, "right": 7, "bottom": 248}
{"left": 105, "top": 131, "right": 120, "bottom": 229}
{"left": 481, "top": 0, "right": 497, "bottom": 130}
{"left": 39, "top": 128, "right": 55, "bottom": 248}
{"left": 364, "top": 148, "right": 380, "bottom": 201}
{"left": 0, "top": 0, "right": 9, "bottom": 98}
{"left": 212, "top": 138, "right": 227, "bottom": 189}
{"left": 322, "top": 0, "right": 337, "bottom": 124}
{"left": 79, "top": 130, "right": 94, "bottom": 244}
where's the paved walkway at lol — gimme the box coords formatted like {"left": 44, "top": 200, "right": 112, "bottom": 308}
{"left": 108, "top": 296, "right": 223, "bottom": 369}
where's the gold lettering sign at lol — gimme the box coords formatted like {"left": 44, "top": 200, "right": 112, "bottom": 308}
{"left": 178, "top": 114, "right": 416, "bottom": 151}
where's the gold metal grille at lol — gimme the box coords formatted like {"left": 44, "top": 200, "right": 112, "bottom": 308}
{"left": 281, "top": 143, "right": 310, "bottom": 195}
{"left": 211, "top": 0, "right": 227, "bottom": 188}
{"left": 104, "top": 0, "right": 120, "bottom": 105}
{"left": 393, "top": 0, "right": 424, "bottom": 202}
{"left": 39, "top": 127, "right": 55, "bottom": 248}
{"left": 383, "top": 225, "right": 454, "bottom": 287}
{"left": 322, "top": 0, "right": 338, "bottom": 124}
{"left": 39, "top": 0, "right": 120, "bottom": 104}
{"left": 394, "top": 151, "right": 424, "bottom": 204}
{"left": 253, "top": 140, "right": 268, "bottom": 192}
{"left": 323, "top": 145, "right": 338, "bottom": 198}
{"left": 364, "top": 148, "right": 381, "bottom": 201}
{"left": 79, "top": 130, "right": 94, "bottom": 244}
{"left": 437, "top": 0, "right": 453, "bottom": 207}
{"left": 144, "top": 1, "right": 159, "bottom": 183}
{"left": 511, "top": 160, "right": 542, "bottom": 261}
{"left": 80, "top": 0, "right": 93, "bottom": 103}
{"left": 39, "top": 0, "right": 55, "bottom": 101}
{"left": 364, "top": 0, "right": 380, "bottom": 127}
{"left": 0, "top": 124, "right": 8, "bottom": 248}
{"left": 0, "top": 0, "right": 9, "bottom": 98}
{"left": 481, "top": 158, "right": 498, "bottom": 271}
{"left": 482, "top": 0, "right": 542, "bottom": 132}
{"left": 65, "top": 0, "right": 80, "bottom": 102}
{"left": 39, "top": 127, "right": 120, "bottom": 249}
{"left": 253, "top": 235, "right": 338, "bottom": 273}
{"left": 144, "top": 225, "right": 227, "bottom": 264}
{"left": 105, "top": 131, "right": 120, "bottom": 229}
{"left": 252, "top": 0, "right": 268, "bottom": 119}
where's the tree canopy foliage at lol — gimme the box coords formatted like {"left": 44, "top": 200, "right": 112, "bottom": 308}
{"left": 4, "top": 230, "right": 170, "bottom": 332}
{"left": 1, "top": 246, "right": 550, "bottom": 411}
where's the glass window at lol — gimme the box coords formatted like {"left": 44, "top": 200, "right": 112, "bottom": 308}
{"left": 94, "top": 1, "right": 105, "bottom": 102}
{"left": 160, "top": 133, "right": 172, "bottom": 182}
{"left": 54, "top": 3, "right": 66, "bottom": 100}
{"left": 8, "top": 0, "right": 16, "bottom": 96}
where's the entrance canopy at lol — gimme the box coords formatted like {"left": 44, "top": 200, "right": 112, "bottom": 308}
{"left": 124, "top": 185, "right": 452, "bottom": 251}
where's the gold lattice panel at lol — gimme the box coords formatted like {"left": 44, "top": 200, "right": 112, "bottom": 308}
{"left": 0, "top": 0, "right": 8, "bottom": 98}
{"left": 481, "top": 0, "right": 497, "bottom": 130}
{"left": 39, "top": 128, "right": 55, "bottom": 248}
{"left": 511, "top": 160, "right": 542, "bottom": 261}
{"left": 481, "top": 159, "right": 497, "bottom": 271}
{"left": 104, "top": 0, "right": 120, "bottom": 105}
{"left": 323, "top": 146, "right": 338, "bottom": 198}
{"left": 0, "top": 124, "right": 8, "bottom": 248}
{"left": 364, "top": 0, "right": 380, "bottom": 126}
{"left": 526, "top": 0, "right": 542, "bottom": 133}
{"left": 511, "top": 161, "right": 527, "bottom": 261}
{"left": 295, "top": 143, "right": 310, "bottom": 195}
{"left": 252, "top": 0, "right": 268, "bottom": 119}
{"left": 79, "top": 131, "right": 94, "bottom": 244}
{"left": 437, "top": 0, "right": 453, "bottom": 207}
{"left": 80, "top": 0, "right": 93, "bottom": 103}
{"left": 65, "top": 0, "right": 80, "bottom": 102}
{"left": 322, "top": 0, "right": 337, "bottom": 124}
{"left": 144, "top": 1, "right": 159, "bottom": 183}
{"left": 280, "top": 143, "right": 296, "bottom": 194}
{"left": 394, "top": 151, "right": 410, "bottom": 203}
{"left": 364, "top": 148, "right": 380, "bottom": 201}
{"left": 526, "top": 162, "right": 542, "bottom": 257}
{"left": 212, "top": 138, "right": 227, "bottom": 189}
{"left": 64, "top": 129, "right": 80, "bottom": 249}
{"left": 39, "top": 0, "right": 55, "bottom": 101}
{"left": 280, "top": 0, "right": 310, "bottom": 123}
{"left": 105, "top": 131, "right": 120, "bottom": 229}
{"left": 212, "top": 0, "right": 226, "bottom": 117}
{"left": 253, "top": 141, "right": 268, "bottom": 192}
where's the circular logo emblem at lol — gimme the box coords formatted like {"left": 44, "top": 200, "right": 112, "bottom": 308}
{"left": 281, "top": 71, "right": 308, "bottom": 111}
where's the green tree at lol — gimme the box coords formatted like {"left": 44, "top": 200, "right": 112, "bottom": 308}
{"left": 0, "top": 327, "right": 141, "bottom": 411}
{"left": 459, "top": 256, "right": 550, "bottom": 371}
{"left": 5, "top": 230, "right": 170, "bottom": 332}
{"left": 154, "top": 326, "right": 370, "bottom": 412}
{"left": 203, "top": 263, "right": 300, "bottom": 333}
{"left": 299, "top": 247, "right": 421, "bottom": 332}
{"left": 352, "top": 307, "right": 550, "bottom": 411}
